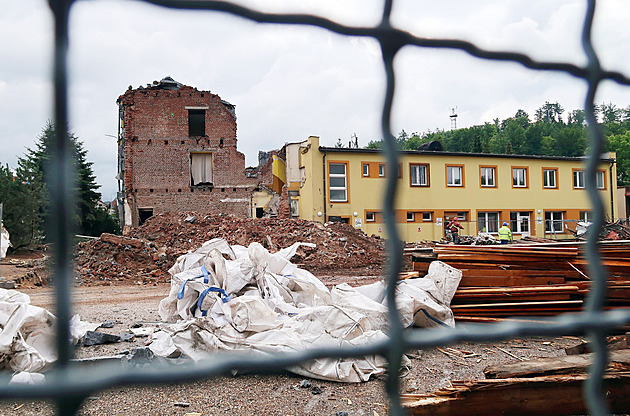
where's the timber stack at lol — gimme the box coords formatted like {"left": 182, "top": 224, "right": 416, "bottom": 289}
{"left": 409, "top": 240, "right": 630, "bottom": 322}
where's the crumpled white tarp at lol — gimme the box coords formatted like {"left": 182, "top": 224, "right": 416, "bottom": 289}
{"left": 153, "top": 238, "right": 461, "bottom": 382}
{"left": 0, "top": 289, "right": 98, "bottom": 382}
{"left": 0, "top": 226, "right": 10, "bottom": 259}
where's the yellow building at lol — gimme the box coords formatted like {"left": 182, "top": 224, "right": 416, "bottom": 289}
{"left": 285, "top": 136, "right": 617, "bottom": 242}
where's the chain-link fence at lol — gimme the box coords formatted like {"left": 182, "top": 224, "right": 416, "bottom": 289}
{"left": 3, "top": 1, "right": 630, "bottom": 415}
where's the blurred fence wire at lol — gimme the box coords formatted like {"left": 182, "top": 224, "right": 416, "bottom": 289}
{"left": 3, "top": 0, "right": 630, "bottom": 415}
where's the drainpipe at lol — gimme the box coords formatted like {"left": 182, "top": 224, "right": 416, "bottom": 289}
{"left": 322, "top": 152, "right": 327, "bottom": 222}
{"left": 610, "top": 161, "right": 616, "bottom": 219}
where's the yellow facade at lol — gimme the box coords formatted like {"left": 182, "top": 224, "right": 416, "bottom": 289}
{"left": 290, "top": 136, "right": 617, "bottom": 242}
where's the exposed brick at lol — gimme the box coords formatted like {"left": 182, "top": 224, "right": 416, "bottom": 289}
{"left": 117, "top": 77, "right": 264, "bottom": 226}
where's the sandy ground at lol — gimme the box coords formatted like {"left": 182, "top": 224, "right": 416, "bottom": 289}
{"left": 0, "top": 280, "right": 584, "bottom": 416}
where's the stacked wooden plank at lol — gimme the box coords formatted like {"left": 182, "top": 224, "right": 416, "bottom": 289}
{"left": 410, "top": 240, "right": 630, "bottom": 321}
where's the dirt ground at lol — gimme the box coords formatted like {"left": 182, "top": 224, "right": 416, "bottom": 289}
{"left": 0, "top": 280, "right": 583, "bottom": 416}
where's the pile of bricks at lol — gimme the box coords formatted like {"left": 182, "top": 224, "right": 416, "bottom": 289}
{"left": 74, "top": 212, "right": 387, "bottom": 285}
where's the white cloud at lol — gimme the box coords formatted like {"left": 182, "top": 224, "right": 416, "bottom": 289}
{"left": 2, "top": 0, "right": 630, "bottom": 200}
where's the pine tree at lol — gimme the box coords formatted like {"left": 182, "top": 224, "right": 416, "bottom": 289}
{"left": 15, "top": 121, "right": 117, "bottom": 242}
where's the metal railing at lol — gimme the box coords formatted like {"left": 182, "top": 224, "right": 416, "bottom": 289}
{"left": 3, "top": 1, "right": 630, "bottom": 415}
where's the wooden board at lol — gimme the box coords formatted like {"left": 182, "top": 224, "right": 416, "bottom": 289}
{"left": 401, "top": 373, "right": 630, "bottom": 416}
{"left": 484, "top": 349, "right": 630, "bottom": 379}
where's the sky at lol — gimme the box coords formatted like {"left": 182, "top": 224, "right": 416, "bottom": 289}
{"left": 2, "top": 0, "right": 630, "bottom": 202}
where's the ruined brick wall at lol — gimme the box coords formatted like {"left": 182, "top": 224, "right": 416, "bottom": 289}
{"left": 118, "top": 80, "right": 258, "bottom": 226}
{"left": 277, "top": 185, "right": 290, "bottom": 219}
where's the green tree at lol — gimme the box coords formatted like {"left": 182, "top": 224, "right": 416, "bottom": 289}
{"left": 608, "top": 132, "right": 630, "bottom": 186}
{"left": 535, "top": 101, "right": 565, "bottom": 123}
{"left": 17, "top": 122, "right": 118, "bottom": 240}
{"left": 600, "top": 102, "right": 621, "bottom": 124}
{"left": 0, "top": 165, "right": 44, "bottom": 248}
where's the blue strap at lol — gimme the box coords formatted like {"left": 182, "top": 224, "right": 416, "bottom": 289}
{"left": 413, "top": 308, "right": 449, "bottom": 328}
{"left": 177, "top": 279, "right": 193, "bottom": 300}
{"left": 197, "top": 287, "right": 231, "bottom": 317}
{"left": 177, "top": 266, "right": 211, "bottom": 299}
{"left": 201, "top": 264, "right": 209, "bottom": 284}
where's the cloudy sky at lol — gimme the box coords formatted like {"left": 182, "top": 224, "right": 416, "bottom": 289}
{"left": 2, "top": 0, "right": 630, "bottom": 201}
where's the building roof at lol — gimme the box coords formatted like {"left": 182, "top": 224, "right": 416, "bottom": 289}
{"left": 319, "top": 146, "right": 615, "bottom": 163}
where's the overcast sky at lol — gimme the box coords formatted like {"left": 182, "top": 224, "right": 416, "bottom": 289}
{"left": 2, "top": 0, "right": 630, "bottom": 201}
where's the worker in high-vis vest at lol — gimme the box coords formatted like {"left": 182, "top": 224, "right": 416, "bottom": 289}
{"left": 498, "top": 222, "right": 513, "bottom": 244}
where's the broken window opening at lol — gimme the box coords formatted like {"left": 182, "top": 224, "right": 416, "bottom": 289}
{"left": 188, "top": 109, "right": 206, "bottom": 137}
{"left": 138, "top": 208, "right": 153, "bottom": 226}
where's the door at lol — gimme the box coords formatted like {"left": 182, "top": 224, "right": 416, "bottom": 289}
{"left": 517, "top": 213, "right": 530, "bottom": 237}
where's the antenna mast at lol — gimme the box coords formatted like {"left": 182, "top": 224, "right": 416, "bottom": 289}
{"left": 449, "top": 107, "right": 458, "bottom": 130}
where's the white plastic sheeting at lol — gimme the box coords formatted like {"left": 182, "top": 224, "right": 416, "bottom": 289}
{"left": 0, "top": 289, "right": 98, "bottom": 383}
{"left": 153, "top": 239, "right": 462, "bottom": 383}
{"left": 0, "top": 226, "right": 10, "bottom": 258}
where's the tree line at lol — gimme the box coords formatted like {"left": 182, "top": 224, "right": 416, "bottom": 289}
{"left": 0, "top": 122, "right": 118, "bottom": 249}
{"left": 366, "top": 101, "right": 630, "bottom": 186}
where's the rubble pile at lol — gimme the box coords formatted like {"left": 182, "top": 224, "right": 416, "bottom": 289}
{"left": 74, "top": 212, "right": 386, "bottom": 285}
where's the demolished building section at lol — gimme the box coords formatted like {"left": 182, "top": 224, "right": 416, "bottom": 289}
{"left": 115, "top": 77, "right": 287, "bottom": 230}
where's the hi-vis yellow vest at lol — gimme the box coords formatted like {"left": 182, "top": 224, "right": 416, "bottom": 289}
{"left": 498, "top": 226, "right": 512, "bottom": 240}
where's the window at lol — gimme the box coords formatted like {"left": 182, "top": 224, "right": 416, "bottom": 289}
{"left": 378, "top": 164, "right": 385, "bottom": 177}
{"left": 477, "top": 211, "right": 499, "bottom": 233}
{"left": 362, "top": 163, "right": 369, "bottom": 177}
{"left": 366, "top": 212, "right": 375, "bottom": 222}
{"left": 188, "top": 109, "right": 205, "bottom": 137}
{"left": 480, "top": 166, "right": 496, "bottom": 187}
{"left": 545, "top": 211, "right": 564, "bottom": 233}
{"left": 580, "top": 211, "right": 591, "bottom": 222}
{"left": 510, "top": 211, "right": 531, "bottom": 234}
{"left": 407, "top": 212, "right": 414, "bottom": 222}
{"left": 512, "top": 167, "right": 527, "bottom": 188}
{"left": 573, "top": 169, "right": 585, "bottom": 189}
{"left": 597, "top": 170, "right": 605, "bottom": 189}
{"left": 410, "top": 164, "right": 429, "bottom": 186}
{"left": 446, "top": 165, "right": 463, "bottom": 187}
{"left": 190, "top": 153, "right": 213, "bottom": 185}
{"left": 543, "top": 168, "right": 557, "bottom": 188}
{"left": 329, "top": 163, "right": 348, "bottom": 202}
{"left": 422, "top": 212, "right": 432, "bottom": 222}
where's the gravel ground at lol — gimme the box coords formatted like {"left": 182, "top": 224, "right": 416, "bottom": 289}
{"left": 0, "top": 284, "right": 583, "bottom": 416}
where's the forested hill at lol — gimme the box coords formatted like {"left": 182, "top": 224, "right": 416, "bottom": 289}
{"left": 364, "top": 102, "right": 630, "bottom": 186}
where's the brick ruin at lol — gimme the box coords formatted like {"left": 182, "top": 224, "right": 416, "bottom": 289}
{"left": 116, "top": 77, "right": 286, "bottom": 231}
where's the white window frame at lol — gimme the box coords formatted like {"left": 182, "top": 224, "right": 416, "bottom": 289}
{"left": 477, "top": 211, "right": 500, "bottom": 233}
{"left": 545, "top": 211, "right": 564, "bottom": 233}
{"left": 543, "top": 169, "right": 557, "bottom": 188}
{"left": 378, "top": 164, "right": 385, "bottom": 177}
{"left": 407, "top": 212, "right": 414, "bottom": 222}
{"left": 362, "top": 163, "right": 369, "bottom": 177}
{"left": 329, "top": 163, "right": 348, "bottom": 202}
{"left": 422, "top": 212, "right": 432, "bottom": 222}
{"left": 573, "top": 170, "right": 585, "bottom": 189}
{"left": 596, "top": 170, "right": 605, "bottom": 189}
{"left": 447, "top": 166, "right": 463, "bottom": 187}
{"left": 366, "top": 212, "right": 375, "bottom": 222}
{"left": 512, "top": 168, "right": 527, "bottom": 187}
{"left": 480, "top": 167, "right": 495, "bottom": 187}
{"left": 410, "top": 164, "right": 428, "bottom": 186}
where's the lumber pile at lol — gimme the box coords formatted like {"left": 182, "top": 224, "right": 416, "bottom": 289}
{"left": 402, "top": 344, "right": 630, "bottom": 416}
{"left": 410, "top": 241, "right": 630, "bottom": 321}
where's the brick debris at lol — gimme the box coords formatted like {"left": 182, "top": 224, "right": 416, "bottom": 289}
{"left": 74, "top": 212, "right": 387, "bottom": 285}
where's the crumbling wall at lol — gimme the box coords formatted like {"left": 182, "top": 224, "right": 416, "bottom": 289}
{"left": 117, "top": 79, "right": 259, "bottom": 226}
